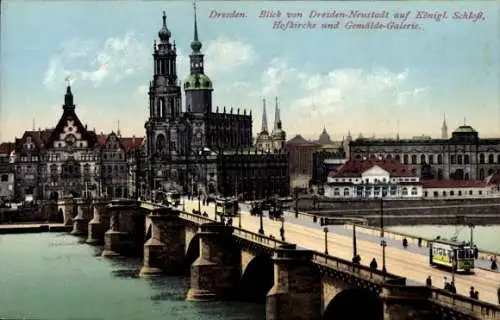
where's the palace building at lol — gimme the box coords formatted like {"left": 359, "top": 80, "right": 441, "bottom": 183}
{"left": 349, "top": 123, "right": 500, "bottom": 181}
{"left": 6, "top": 86, "right": 144, "bottom": 202}
{"left": 143, "top": 9, "right": 289, "bottom": 199}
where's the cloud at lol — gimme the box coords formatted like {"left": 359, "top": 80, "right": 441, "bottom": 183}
{"left": 43, "top": 33, "right": 150, "bottom": 88}
{"left": 204, "top": 38, "right": 258, "bottom": 75}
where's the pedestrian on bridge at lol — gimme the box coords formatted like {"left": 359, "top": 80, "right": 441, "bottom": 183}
{"left": 370, "top": 258, "right": 378, "bottom": 270}
{"left": 426, "top": 275, "right": 432, "bottom": 287}
{"left": 497, "top": 286, "right": 500, "bottom": 304}
{"left": 491, "top": 257, "right": 498, "bottom": 271}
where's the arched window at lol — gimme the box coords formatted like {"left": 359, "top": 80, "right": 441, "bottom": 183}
{"left": 479, "top": 168, "right": 485, "bottom": 180}
{"left": 386, "top": 154, "right": 392, "bottom": 160}
{"left": 395, "top": 154, "right": 401, "bottom": 162}
{"left": 334, "top": 188, "right": 340, "bottom": 196}
{"left": 403, "top": 154, "right": 409, "bottom": 164}
{"left": 411, "top": 187, "right": 418, "bottom": 195}
{"left": 156, "top": 134, "right": 166, "bottom": 153}
{"left": 488, "top": 154, "right": 494, "bottom": 164}
{"left": 343, "top": 188, "right": 350, "bottom": 196}
{"left": 402, "top": 188, "right": 408, "bottom": 196}
{"left": 488, "top": 168, "right": 495, "bottom": 176}
{"left": 479, "top": 154, "right": 485, "bottom": 164}
{"left": 411, "top": 155, "right": 417, "bottom": 164}
{"left": 420, "top": 154, "right": 426, "bottom": 164}
{"left": 457, "top": 155, "right": 463, "bottom": 165}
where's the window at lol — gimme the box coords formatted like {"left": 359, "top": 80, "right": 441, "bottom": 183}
{"left": 411, "top": 155, "right": 417, "bottom": 164}
{"left": 458, "top": 191, "right": 462, "bottom": 196}
{"left": 488, "top": 154, "right": 494, "bottom": 164}
{"left": 343, "top": 188, "right": 349, "bottom": 196}
{"left": 450, "top": 155, "right": 456, "bottom": 164}
{"left": 334, "top": 188, "right": 340, "bottom": 196}
{"left": 457, "top": 155, "right": 463, "bottom": 165}
{"left": 420, "top": 154, "right": 426, "bottom": 164}
{"left": 434, "top": 191, "right": 438, "bottom": 197}
{"left": 429, "top": 155, "right": 434, "bottom": 164}
{"left": 403, "top": 155, "right": 409, "bottom": 164}
{"left": 450, "top": 191, "right": 455, "bottom": 196}
{"left": 479, "top": 190, "right": 483, "bottom": 195}
{"left": 479, "top": 154, "right": 485, "bottom": 164}
{"left": 464, "top": 155, "right": 470, "bottom": 164}
{"left": 469, "top": 190, "right": 473, "bottom": 195}
{"left": 0, "top": 174, "right": 8, "bottom": 182}
{"left": 411, "top": 187, "right": 418, "bottom": 195}
{"left": 402, "top": 188, "right": 408, "bottom": 196}
{"left": 437, "top": 155, "right": 443, "bottom": 165}
{"left": 442, "top": 191, "right": 447, "bottom": 196}
{"left": 424, "top": 191, "right": 428, "bottom": 197}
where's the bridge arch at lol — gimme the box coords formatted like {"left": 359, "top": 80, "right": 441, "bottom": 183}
{"left": 238, "top": 253, "right": 274, "bottom": 302}
{"left": 323, "top": 288, "right": 383, "bottom": 320}
{"left": 184, "top": 233, "right": 200, "bottom": 272}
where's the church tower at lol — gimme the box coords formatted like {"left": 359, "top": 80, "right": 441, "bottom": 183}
{"left": 271, "top": 96, "right": 286, "bottom": 151}
{"left": 441, "top": 113, "right": 448, "bottom": 139}
{"left": 184, "top": 2, "right": 213, "bottom": 115}
{"left": 145, "top": 11, "right": 183, "bottom": 190}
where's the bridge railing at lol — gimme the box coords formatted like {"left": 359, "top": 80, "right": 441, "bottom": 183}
{"left": 431, "top": 288, "right": 500, "bottom": 319}
{"left": 232, "top": 227, "right": 290, "bottom": 249}
{"left": 311, "top": 252, "right": 405, "bottom": 284}
{"left": 178, "top": 211, "right": 215, "bottom": 225}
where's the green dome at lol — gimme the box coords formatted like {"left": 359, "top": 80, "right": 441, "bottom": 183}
{"left": 184, "top": 74, "right": 213, "bottom": 90}
{"left": 454, "top": 125, "right": 476, "bottom": 133}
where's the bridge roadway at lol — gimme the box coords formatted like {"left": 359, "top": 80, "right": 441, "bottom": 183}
{"left": 181, "top": 198, "right": 500, "bottom": 305}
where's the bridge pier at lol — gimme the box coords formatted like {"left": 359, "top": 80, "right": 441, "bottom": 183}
{"left": 186, "top": 223, "right": 240, "bottom": 301}
{"left": 71, "top": 198, "right": 92, "bottom": 236}
{"left": 266, "top": 245, "right": 322, "bottom": 320}
{"left": 102, "top": 200, "right": 141, "bottom": 257}
{"left": 382, "top": 285, "right": 434, "bottom": 320}
{"left": 140, "top": 207, "right": 186, "bottom": 277}
{"left": 58, "top": 197, "right": 76, "bottom": 227}
{"left": 86, "top": 201, "right": 109, "bottom": 245}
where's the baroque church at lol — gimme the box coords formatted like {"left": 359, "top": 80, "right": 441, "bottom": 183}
{"left": 144, "top": 8, "right": 289, "bottom": 198}
{"left": 255, "top": 97, "right": 286, "bottom": 152}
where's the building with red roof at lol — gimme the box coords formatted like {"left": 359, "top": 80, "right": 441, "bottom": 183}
{"left": 2, "top": 86, "right": 145, "bottom": 202}
{"left": 325, "top": 158, "right": 423, "bottom": 199}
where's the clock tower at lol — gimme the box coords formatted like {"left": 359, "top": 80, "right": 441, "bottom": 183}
{"left": 144, "top": 11, "right": 183, "bottom": 190}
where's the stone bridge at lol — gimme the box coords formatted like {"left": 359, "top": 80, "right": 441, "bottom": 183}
{"left": 58, "top": 198, "right": 500, "bottom": 320}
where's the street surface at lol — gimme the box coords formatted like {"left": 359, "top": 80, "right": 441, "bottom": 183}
{"left": 182, "top": 198, "right": 500, "bottom": 305}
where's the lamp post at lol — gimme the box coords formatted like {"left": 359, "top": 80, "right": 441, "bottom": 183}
{"left": 280, "top": 217, "right": 285, "bottom": 241}
{"left": 323, "top": 227, "right": 329, "bottom": 255}
{"left": 238, "top": 201, "right": 242, "bottom": 228}
{"left": 381, "top": 239, "right": 387, "bottom": 273}
{"left": 258, "top": 205, "right": 264, "bottom": 235}
{"left": 352, "top": 222, "right": 357, "bottom": 258}
{"left": 379, "top": 196, "right": 384, "bottom": 238}
{"left": 197, "top": 190, "right": 201, "bottom": 213}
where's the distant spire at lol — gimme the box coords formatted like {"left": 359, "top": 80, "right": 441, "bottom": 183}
{"left": 396, "top": 118, "right": 400, "bottom": 140}
{"left": 441, "top": 113, "right": 448, "bottom": 139}
{"left": 32, "top": 118, "right": 35, "bottom": 131}
{"left": 63, "top": 82, "right": 74, "bottom": 110}
{"left": 190, "top": 1, "right": 202, "bottom": 53}
{"left": 261, "top": 98, "right": 268, "bottom": 133}
{"left": 117, "top": 120, "right": 121, "bottom": 137}
{"left": 273, "top": 96, "right": 281, "bottom": 131}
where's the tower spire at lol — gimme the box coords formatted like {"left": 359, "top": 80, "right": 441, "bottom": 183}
{"left": 441, "top": 113, "right": 448, "bottom": 139}
{"left": 261, "top": 98, "right": 268, "bottom": 134}
{"left": 190, "top": 1, "right": 202, "bottom": 54}
{"left": 117, "top": 120, "right": 121, "bottom": 137}
{"left": 273, "top": 96, "right": 281, "bottom": 131}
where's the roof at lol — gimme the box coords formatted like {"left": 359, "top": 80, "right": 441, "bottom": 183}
{"left": 96, "top": 132, "right": 144, "bottom": 152}
{"left": 329, "top": 159, "right": 415, "bottom": 178}
{"left": 453, "top": 125, "right": 476, "bottom": 133}
{"left": 14, "top": 129, "right": 54, "bottom": 151}
{"left": 421, "top": 180, "right": 487, "bottom": 188}
{"left": 286, "top": 134, "right": 321, "bottom": 147}
{"left": 486, "top": 171, "right": 500, "bottom": 185}
{"left": 0, "top": 142, "right": 15, "bottom": 155}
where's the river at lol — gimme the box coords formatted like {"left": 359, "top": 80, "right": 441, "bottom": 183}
{"left": 388, "top": 224, "right": 500, "bottom": 253}
{"left": 0, "top": 233, "right": 264, "bottom": 320}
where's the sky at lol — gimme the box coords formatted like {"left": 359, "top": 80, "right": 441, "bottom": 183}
{"left": 0, "top": 1, "right": 499, "bottom": 142}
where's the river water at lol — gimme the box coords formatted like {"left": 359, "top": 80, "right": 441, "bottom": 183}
{"left": 0, "top": 233, "right": 264, "bottom": 320}
{"left": 388, "top": 225, "right": 500, "bottom": 253}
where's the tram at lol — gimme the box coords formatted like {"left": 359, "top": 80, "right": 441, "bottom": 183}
{"left": 166, "top": 192, "right": 181, "bottom": 206}
{"left": 429, "top": 239, "right": 475, "bottom": 273}
{"left": 215, "top": 196, "right": 239, "bottom": 217}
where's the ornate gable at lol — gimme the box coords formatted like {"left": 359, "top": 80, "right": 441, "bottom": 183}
{"left": 45, "top": 86, "right": 97, "bottom": 150}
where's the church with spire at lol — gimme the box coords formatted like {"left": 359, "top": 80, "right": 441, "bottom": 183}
{"left": 143, "top": 7, "right": 288, "bottom": 199}
{"left": 255, "top": 97, "right": 286, "bottom": 152}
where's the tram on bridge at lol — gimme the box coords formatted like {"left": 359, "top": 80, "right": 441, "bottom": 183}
{"left": 215, "top": 196, "right": 239, "bottom": 217}
{"left": 152, "top": 190, "right": 181, "bottom": 206}
{"left": 429, "top": 239, "right": 475, "bottom": 273}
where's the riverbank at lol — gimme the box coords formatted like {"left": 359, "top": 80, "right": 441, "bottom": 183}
{"left": 0, "top": 223, "right": 72, "bottom": 234}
